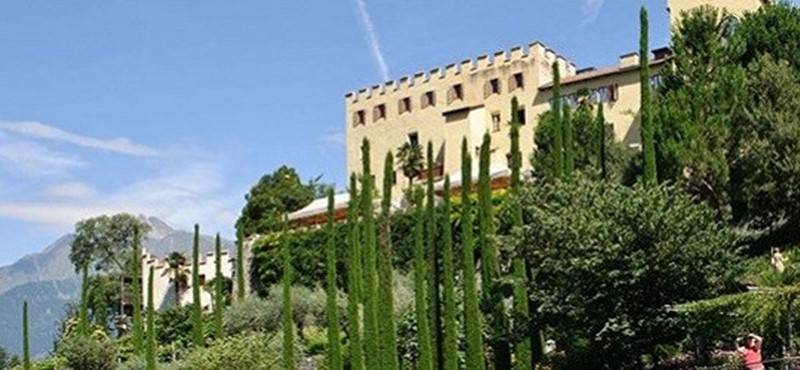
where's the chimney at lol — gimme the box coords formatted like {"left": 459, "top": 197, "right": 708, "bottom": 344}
{"left": 619, "top": 52, "right": 640, "bottom": 68}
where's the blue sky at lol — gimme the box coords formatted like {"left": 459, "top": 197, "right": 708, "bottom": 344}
{"left": 0, "top": 0, "right": 691, "bottom": 265}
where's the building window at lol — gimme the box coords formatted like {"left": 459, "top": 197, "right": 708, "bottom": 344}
{"left": 408, "top": 132, "right": 419, "bottom": 147}
{"left": 484, "top": 79, "right": 501, "bottom": 98}
{"left": 491, "top": 112, "right": 501, "bottom": 132}
{"left": 352, "top": 110, "right": 366, "bottom": 127}
{"left": 421, "top": 91, "right": 436, "bottom": 109}
{"left": 447, "top": 84, "right": 464, "bottom": 104}
{"left": 398, "top": 97, "right": 412, "bottom": 114}
{"left": 650, "top": 75, "right": 664, "bottom": 89}
{"left": 198, "top": 274, "right": 206, "bottom": 286}
{"left": 509, "top": 73, "right": 524, "bottom": 91}
{"left": 517, "top": 108, "right": 526, "bottom": 125}
{"left": 392, "top": 171, "right": 397, "bottom": 185}
{"left": 373, "top": 104, "right": 386, "bottom": 122}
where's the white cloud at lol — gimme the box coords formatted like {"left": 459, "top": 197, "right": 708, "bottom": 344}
{"left": 41, "top": 182, "right": 97, "bottom": 199}
{"left": 0, "top": 121, "right": 159, "bottom": 157}
{"left": 353, "top": 0, "right": 390, "bottom": 81}
{"left": 581, "top": 0, "right": 605, "bottom": 25}
{"left": 318, "top": 131, "right": 346, "bottom": 147}
{"left": 0, "top": 139, "right": 85, "bottom": 177}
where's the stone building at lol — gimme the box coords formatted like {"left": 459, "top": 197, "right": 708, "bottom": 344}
{"left": 141, "top": 248, "right": 233, "bottom": 312}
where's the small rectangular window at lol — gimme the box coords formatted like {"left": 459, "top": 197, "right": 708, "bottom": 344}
{"left": 490, "top": 79, "right": 500, "bottom": 94}
{"left": 392, "top": 171, "right": 397, "bottom": 185}
{"left": 399, "top": 97, "right": 412, "bottom": 114}
{"left": 491, "top": 112, "right": 501, "bottom": 132}
{"left": 408, "top": 132, "right": 419, "bottom": 147}
{"left": 373, "top": 104, "right": 386, "bottom": 122}
{"left": 448, "top": 84, "right": 464, "bottom": 104}
{"left": 353, "top": 110, "right": 366, "bottom": 127}
{"left": 517, "top": 108, "right": 526, "bottom": 125}
{"left": 514, "top": 73, "right": 524, "bottom": 90}
{"left": 422, "top": 91, "right": 436, "bottom": 108}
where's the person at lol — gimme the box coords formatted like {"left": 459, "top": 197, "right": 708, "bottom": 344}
{"left": 736, "top": 333, "right": 764, "bottom": 370}
{"left": 771, "top": 247, "right": 786, "bottom": 273}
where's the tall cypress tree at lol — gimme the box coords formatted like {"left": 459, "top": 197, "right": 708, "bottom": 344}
{"left": 461, "top": 138, "right": 486, "bottom": 370}
{"left": 552, "top": 61, "right": 564, "bottom": 179}
{"left": 640, "top": 6, "right": 657, "bottom": 187}
{"left": 282, "top": 218, "right": 296, "bottom": 370}
{"left": 325, "top": 189, "right": 344, "bottom": 370}
{"left": 414, "top": 189, "right": 434, "bottom": 370}
{"left": 346, "top": 175, "right": 365, "bottom": 370}
{"left": 360, "top": 139, "right": 381, "bottom": 370}
{"left": 191, "top": 224, "right": 204, "bottom": 348}
{"left": 598, "top": 103, "right": 608, "bottom": 180}
{"left": 379, "top": 153, "right": 399, "bottom": 370}
{"left": 213, "top": 234, "right": 224, "bottom": 340}
{"left": 510, "top": 98, "right": 533, "bottom": 370}
{"left": 236, "top": 228, "right": 246, "bottom": 300}
{"left": 132, "top": 226, "right": 144, "bottom": 352}
{"left": 146, "top": 267, "right": 156, "bottom": 370}
{"left": 563, "top": 105, "right": 575, "bottom": 179}
{"left": 441, "top": 176, "right": 458, "bottom": 370}
{"left": 22, "top": 301, "right": 30, "bottom": 370}
{"left": 479, "top": 133, "right": 511, "bottom": 369}
{"left": 425, "top": 141, "right": 443, "bottom": 370}
{"left": 78, "top": 265, "right": 89, "bottom": 338}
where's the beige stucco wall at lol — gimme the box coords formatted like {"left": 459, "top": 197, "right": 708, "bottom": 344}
{"left": 668, "top": 0, "right": 764, "bottom": 24}
{"left": 142, "top": 249, "right": 233, "bottom": 312}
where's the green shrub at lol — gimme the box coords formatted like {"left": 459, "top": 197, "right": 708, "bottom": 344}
{"left": 174, "top": 332, "right": 293, "bottom": 370}
{"left": 57, "top": 336, "right": 118, "bottom": 370}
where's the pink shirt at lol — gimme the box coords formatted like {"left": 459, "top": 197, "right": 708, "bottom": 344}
{"left": 742, "top": 347, "right": 763, "bottom": 369}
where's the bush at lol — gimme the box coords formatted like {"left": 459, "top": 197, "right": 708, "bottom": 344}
{"left": 57, "top": 336, "right": 118, "bottom": 370}
{"left": 173, "top": 332, "right": 293, "bottom": 370}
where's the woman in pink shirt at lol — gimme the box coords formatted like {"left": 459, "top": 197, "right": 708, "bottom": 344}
{"left": 736, "top": 334, "right": 764, "bottom": 370}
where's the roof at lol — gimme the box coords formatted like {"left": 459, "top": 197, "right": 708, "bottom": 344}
{"left": 539, "top": 58, "right": 668, "bottom": 90}
{"left": 433, "top": 163, "right": 511, "bottom": 190}
{"left": 288, "top": 193, "right": 350, "bottom": 221}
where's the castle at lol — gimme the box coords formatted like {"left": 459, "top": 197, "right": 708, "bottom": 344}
{"left": 141, "top": 248, "right": 233, "bottom": 312}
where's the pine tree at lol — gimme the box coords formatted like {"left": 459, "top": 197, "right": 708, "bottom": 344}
{"left": 440, "top": 176, "right": 458, "bottom": 370}
{"left": 563, "top": 105, "right": 575, "bottom": 179}
{"left": 146, "top": 266, "right": 156, "bottom": 370}
{"left": 425, "top": 141, "right": 443, "bottom": 370}
{"left": 132, "top": 226, "right": 144, "bottom": 352}
{"left": 552, "top": 61, "right": 564, "bottom": 179}
{"left": 191, "top": 224, "right": 204, "bottom": 348}
{"left": 598, "top": 103, "right": 608, "bottom": 180}
{"left": 479, "top": 133, "right": 511, "bottom": 369}
{"left": 282, "top": 218, "right": 296, "bottom": 370}
{"left": 346, "top": 174, "right": 365, "bottom": 370}
{"left": 414, "top": 188, "right": 434, "bottom": 370}
{"left": 641, "top": 6, "right": 657, "bottom": 187}
{"left": 360, "top": 139, "right": 382, "bottom": 370}
{"left": 326, "top": 188, "right": 344, "bottom": 370}
{"left": 379, "top": 153, "right": 399, "bottom": 370}
{"left": 78, "top": 265, "right": 89, "bottom": 338}
{"left": 213, "top": 233, "right": 224, "bottom": 340}
{"left": 461, "top": 138, "right": 486, "bottom": 370}
{"left": 22, "top": 301, "right": 30, "bottom": 370}
{"left": 236, "top": 228, "right": 246, "bottom": 300}
{"left": 510, "top": 97, "right": 532, "bottom": 370}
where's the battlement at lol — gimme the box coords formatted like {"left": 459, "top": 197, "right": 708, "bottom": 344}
{"left": 141, "top": 248, "right": 231, "bottom": 270}
{"left": 345, "top": 41, "right": 576, "bottom": 104}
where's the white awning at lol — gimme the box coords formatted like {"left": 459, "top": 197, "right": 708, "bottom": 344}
{"left": 433, "top": 163, "right": 511, "bottom": 190}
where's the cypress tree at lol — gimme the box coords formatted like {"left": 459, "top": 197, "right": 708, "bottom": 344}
{"left": 236, "top": 228, "right": 246, "bottom": 300}
{"left": 378, "top": 153, "right": 399, "bottom": 370}
{"left": 213, "top": 233, "right": 224, "bottom": 340}
{"left": 78, "top": 265, "right": 89, "bottom": 338}
{"left": 552, "top": 61, "right": 564, "bottom": 179}
{"left": 441, "top": 176, "right": 458, "bottom": 370}
{"left": 479, "top": 133, "right": 511, "bottom": 369}
{"left": 461, "top": 138, "right": 486, "bottom": 370}
{"left": 510, "top": 98, "right": 532, "bottom": 370}
{"left": 360, "top": 139, "right": 381, "bottom": 370}
{"left": 22, "top": 301, "right": 30, "bottom": 370}
{"left": 425, "top": 141, "right": 443, "bottom": 370}
{"left": 132, "top": 226, "right": 144, "bottom": 352}
{"left": 282, "top": 218, "right": 296, "bottom": 370}
{"left": 191, "top": 224, "right": 204, "bottom": 348}
{"left": 146, "top": 266, "right": 156, "bottom": 370}
{"left": 563, "top": 105, "right": 574, "bottom": 179}
{"left": 640, "top": 6, "right": 657, "bottom": 187}
{"left": 326, "top": 189, "right": 344, "bottom": 370}
{"left": 346, "top": 175, "right": 365, "bottom": 370}
{"left": 413, "top": 189, "right": 434, "bottom": 370}
{"left": 598, "top": 103, "right": 608, "bottom": 180}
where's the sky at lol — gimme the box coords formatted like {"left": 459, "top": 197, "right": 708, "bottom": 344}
{"left": 0, "top": 0, "right": 708, "bottom": 265}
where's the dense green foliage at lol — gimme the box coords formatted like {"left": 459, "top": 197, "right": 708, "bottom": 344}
{"left": 325, "top": 189, "right": 344, "bottom": 370}
{"left": 57, "top": 336, "right": 117, "bottom": 370}
{"left": 235, "top": 229, "right": 246, "bottom": 300}
{"left": 461, "top": 138, "right": 486, "bottom": 370}
{"left": 413, "top": 189, "right": 434, "bottom": 370}
{"left": 640, "top": 6, "right": 657, "bottom": 187}
{"left": 345, "top": 174, "right": 365, "bottom": 370}
{"left": 396, "top": 141, "right": 425, "bottom": 187}
{"left": 145, "top": 267, "right": 156, "bottom": 370}
{"left": 213, "top": 235, "right": 224, "bottom": 340}
{"left": 551, "top": 62, "right": 563, "bottom": 179}
{"left": 379, "top": 153, "right": 399, "bottom": 370}
{"left": 131, "top": 227, "right": 143, "bottom": 352}
{"left": 360, "top": 139, "right": 381, "bottom": 370}
{"left": 22, "top": 302, "right": 29, "bottom": 370}
{"left": 281, "top": 223, "right": 295, "bottom": 370}
{"left": 440, "top": 177, "right": 458, "bottom": 370}
{"left": 190, "top": 225, "right": 203, "bottom": 348}
{"left": 425, "top": 141, "right": 443, "bottom": 370}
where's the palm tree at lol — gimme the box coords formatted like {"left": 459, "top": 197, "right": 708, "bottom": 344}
{"left": 164, "top": 252, "right": 188, "bottom": 307}
{"left": 396, "top": 142, "right": 424, "bottom": 187}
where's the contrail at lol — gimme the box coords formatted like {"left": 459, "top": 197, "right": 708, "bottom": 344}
{"left": 353, "top": 0, "right": 390, "bottom": 81}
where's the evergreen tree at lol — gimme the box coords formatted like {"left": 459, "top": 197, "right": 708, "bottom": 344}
{"left": 326, "top": 189, "right": 344, "bottom": 370}
{"left": 22, "top": 301, "right": 29, "bottom": 370}
{"left": 414, "top": 189, "right": 434, "bottom": 370}
{"left": 346, "top": 175, "right": 365, "bottom": 370}
{"left": 510, "top": 98, "right": 533, "bottom": 370}
{"left": 440, "top": 176, "right": 458, "bottom": 370}
{"left": 563, "top": 105, "right": 575, "bottom": 179}
{"left": 78, "top": 265, "right": 89, "bottom": 338}
{"left": 425, "top": 141, "right": 443, "bottom": 370}
{"left": 479, "top": 133, "right": 511, "bottom": 369}
{"left": 461, "top": 138, "right": 486, "bottom": 370}
{"left": 236, "top": 228, "right": 246, "bottom": 300}
{"left": 132, "top": 226, "right": 144, "bottom": 352}
{"left": 598, "top": 103, "right": 608, "bottom": 180}
{"left": 552, "top": 61, "right": 564, "bottom": 179}
{"left": 146, "top": 266, "right": 156, "bottom": 370}
{"left": 379, "top": 153, "right": 399, "bottom": 370}
{"left": 640, "top": 6, "right": 657, "bottom": 187}
{"left": 213, "top": 233, "right": 224, "bottom": 340}
{"left": 282, "top": 218, "right": 295, "bottom": 370}
{"left": 360, "top": 139, "right": 381, "bottom": 370}
{"left": 191, "top": 224, "right": 204, "bottom": 348}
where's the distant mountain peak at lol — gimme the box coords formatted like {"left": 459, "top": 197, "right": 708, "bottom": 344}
{"left": 137, "top": 215, "right": 176, "bottom": 240}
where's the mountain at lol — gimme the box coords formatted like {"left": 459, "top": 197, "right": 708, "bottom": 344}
{"left": 0, "top": 216, "right": 234, "bottom": 358}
